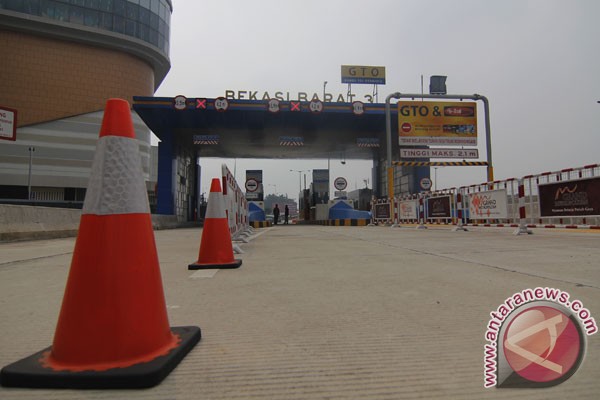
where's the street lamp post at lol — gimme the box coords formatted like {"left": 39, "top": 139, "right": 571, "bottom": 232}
{"left": 27, "top": 146, "right": 35, "bottom": 201}
{"left": 290, "top": 169, "right": 309, "bottom": 217}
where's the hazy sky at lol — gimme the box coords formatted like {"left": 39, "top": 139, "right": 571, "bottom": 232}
{"left": 153, "top": 0, "right": 600, "bottom": 200}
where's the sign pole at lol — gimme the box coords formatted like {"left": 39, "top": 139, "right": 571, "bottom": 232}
{"left": 385, "top": 92, "right": 401, "bottom": 198}
{"left": 480, "top": 94, "right": 494, "bottom": 182}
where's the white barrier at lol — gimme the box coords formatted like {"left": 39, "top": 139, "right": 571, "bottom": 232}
{"left": 521, "top": 164, "right": 600, "bottom": 227}
{"left": 372, "top": 163, "right": 600, "bottom": 230}
{"left": 221, "top": 164, "right": 249, "bottom": 239}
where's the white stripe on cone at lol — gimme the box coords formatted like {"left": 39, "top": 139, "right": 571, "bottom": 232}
{"left": 205, "top": 188, "right": 227, "bottom": 219}
{"left": 83, "top": 136, "right": 150, "bottom": 215}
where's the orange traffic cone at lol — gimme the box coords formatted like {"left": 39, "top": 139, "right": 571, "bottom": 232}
{"left": 189, "top": 178, "right": 242, "bottom": 270}
{"left": 0, "top": 99, "right": 200, "bottom": 389}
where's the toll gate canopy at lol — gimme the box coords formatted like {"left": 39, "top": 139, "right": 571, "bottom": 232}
{"left": 132, "top": 96, "right": 428, "bottom": 219}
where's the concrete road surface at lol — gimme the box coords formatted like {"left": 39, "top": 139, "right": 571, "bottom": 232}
{"left": 1, "top": 225, "right": 599, "bottom": 399}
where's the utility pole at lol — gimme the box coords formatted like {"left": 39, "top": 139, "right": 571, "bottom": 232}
{"left": 27, "top": 146, "right": 35, "bottom": 200}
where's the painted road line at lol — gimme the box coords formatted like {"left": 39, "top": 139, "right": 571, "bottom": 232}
{"left": 190, "top": 269, "right": 219, "bottom": 279}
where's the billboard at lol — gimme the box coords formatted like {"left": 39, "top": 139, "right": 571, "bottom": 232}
{"left": 398, "top": 101, "right": 477, "bottom": 146}
{"left": 539, "top": 177, "right": 600, "bottom": 217}
{"left": 341, "top": 65, "right": 386, "bottom": 85}
{"left": 427, "top": 196, "right": 452, "bottom": 219}
{"left": 468, "top": 189, "right": 508, "bottom": 219}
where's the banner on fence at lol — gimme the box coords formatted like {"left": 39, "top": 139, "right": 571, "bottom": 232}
{"left": 374, "top": 202, "right": 391, "bottom": 220}
{"left": 427, "top": 196, "right": 452, "bottom": 219}
{"left": 468, "top": 189, "right": 508, "bottom": 219}
{"left": 399, "top": 199, "right": 418, "bottom": 219}
{"left": 539, "top": 177, "right": 600, "bottom": 217}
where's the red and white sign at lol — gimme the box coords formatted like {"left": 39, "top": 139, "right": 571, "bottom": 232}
{"left": 469, "top": 189, "right": 508, "bottom": 219}
{"left": 419, "top": 177, "right": 432, "bottom": 191}
{"left": 399, "top": 199, "right": 418, "bottom": 219}
{"left": 0, "top": 106, "right": 17, "bottom": 141}
{"left": 245, "top": 178, "right": 258, "bottom": 192}
{"left": 334, "top": 177, "right": 347, "bottom": 191}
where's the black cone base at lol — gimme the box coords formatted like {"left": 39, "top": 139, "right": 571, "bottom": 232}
{"left": 0, "top": 326, "right": 201, "bottom": 389}
{"left": 188, "top": 259, "right": 242, "bottom": 270}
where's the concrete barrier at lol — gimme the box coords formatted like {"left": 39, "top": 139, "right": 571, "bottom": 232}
{"left": 0, "top": 205, "right": 194, "bottom": 242}
{"left": 0, "top": 204, "right": 81, "bottom": 242}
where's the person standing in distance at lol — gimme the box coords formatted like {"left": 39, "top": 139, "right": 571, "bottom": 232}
{"left": 273, "top": 204, "right": 280, "bottom": 225}
{"left": 284, "top": 205, "right": 289, "bottom": 224}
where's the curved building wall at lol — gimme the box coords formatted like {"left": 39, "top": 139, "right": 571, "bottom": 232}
{"left": 0, "top": 1, "right": 172, "bottom": 202}
{"left": 1, "top": 30, "right": 155, "bottom": 126}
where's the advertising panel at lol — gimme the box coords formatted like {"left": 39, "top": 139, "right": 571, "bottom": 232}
{"left": 468, "top": 189, "right": 508, "bottom": 219}
{"left": 399, "top": 199, "right": 418, "bottom": 220}
{"left": 312, "top": 169, "right": 330, "bottom": 204}
{"left": 312, "top": 169, "right": 329, "bottom": 193}
{"left": 539, "top": 177, "right": 600, "bottom": 217}
{"left": 341, "top": 65, "right": 386, "bottom": 85}
{"left": 374, "top": 202, "right": 391, "bottom": 220}
{"left": 398, "top": 101, "right": 477, "bottom": 146}
{"left": 427, "top": 196, "right": 452, "bottom": 219}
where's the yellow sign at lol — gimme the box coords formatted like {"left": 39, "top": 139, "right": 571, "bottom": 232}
{"left": 341, "top": 65, "right": 386, "bottom": 84}
{"left": 398, "top": 101, "right": 477, "bottom": 146}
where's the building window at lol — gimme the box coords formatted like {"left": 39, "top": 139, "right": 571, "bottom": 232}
{"left": 1, "top": 0, "right": 172, "bottom": 54}
{"left": 83, "top": 8, "right": 99, "bottom": 27}
{"left": 69, "top": 6, "right": 84, "bottom": 25}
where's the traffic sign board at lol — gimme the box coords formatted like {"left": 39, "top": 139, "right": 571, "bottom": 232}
{"left": 173, "top": 95, "right": 187, "bottom": 110}
{"left": 352, "top": 101, "right": 365, "bottom": 116}
{"left": 268, "top": 98, "right": 280, "bottom": 113}
{"left": 334, "top": 177, "right": 348, "bottom": 191}
{"left": 214, "top": 97, "right": 229, "bottom": 112}
{"left": 245, "top": 178, "right": 258, "bottom": 192}
{"left": 420, "top": 177, "right": 432, "bottom": 191}
{"left": 309, "top": 100, "right": 323, "bottom": 113}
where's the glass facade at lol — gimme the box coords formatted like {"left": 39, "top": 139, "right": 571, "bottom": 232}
{"left": 0, "top": 0, "right": 172, "bottom": 54}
